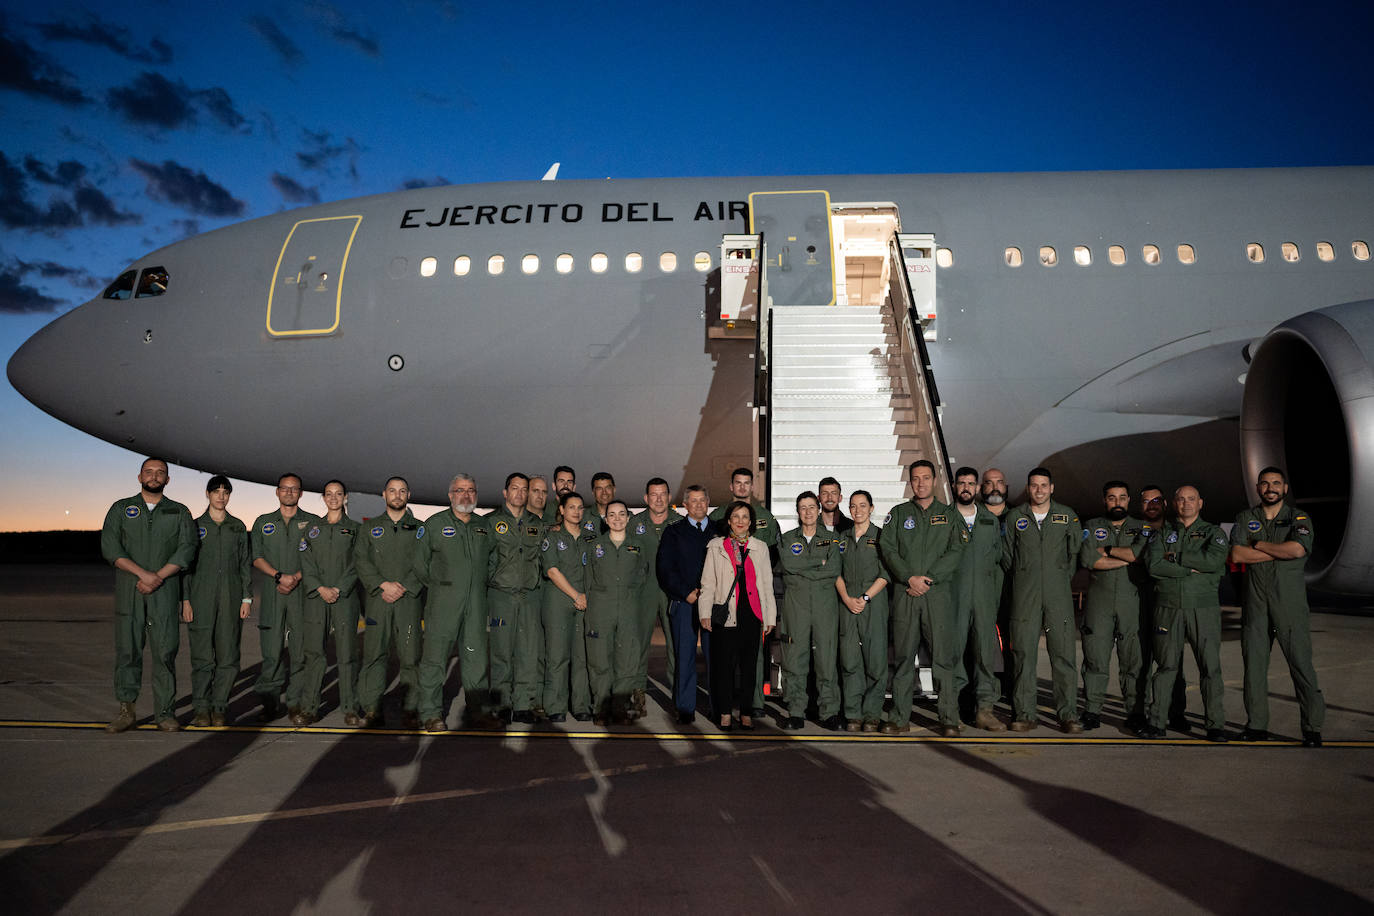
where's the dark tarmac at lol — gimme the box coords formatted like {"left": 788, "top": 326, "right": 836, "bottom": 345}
{"left": 1, "top": 564, "right": 1371, "bottom": 915}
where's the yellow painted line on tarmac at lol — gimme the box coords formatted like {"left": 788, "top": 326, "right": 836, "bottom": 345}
{"left": 1, "top": 718, "right": 1372, "bottom": 748}
{"left": 0, "top": 742, "right": 781, "bottom": 851}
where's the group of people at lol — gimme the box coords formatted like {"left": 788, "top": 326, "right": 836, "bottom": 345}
{"left": 98, "top": 456, "right": 1326, "bottom": 746}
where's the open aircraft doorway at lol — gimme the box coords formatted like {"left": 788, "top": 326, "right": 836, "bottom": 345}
{"left": 831, "top": 203, "right": 902, "bottom": 308}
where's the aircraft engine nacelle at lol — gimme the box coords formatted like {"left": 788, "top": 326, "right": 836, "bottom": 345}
{"left": 1240, "top": 300, "right": 1374, "bottom": 595}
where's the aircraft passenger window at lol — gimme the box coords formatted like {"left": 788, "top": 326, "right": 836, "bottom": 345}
{"left": 1108, "top": 245, "right": 1126, "bottom": 265}
{"left": 103, "top": 269, "right": 137, "bottom": 300}
{"left": 1354, "top": 240, "right": 1370, "bottom": 261}
{"left": 1247, "top": 243, "right": 1265, "bottom": 263}
{"left": 135, "top": 267, "right": 169, "bottom": 298}
{"left": 1142, "top": 245, "right": 1161, "bottom": 265}
{"left": 454, "top": 256, "right": 471, "bottom": 276}
{"left": 1177, "top": 244, "right": 1196, "bottom": 265}
{"left": 1282, "top": 242, "right": 1300, "bottom": 262}
{"left": 487, "top": 255, "right": 505, "bottom": 275}
{"left": 522, "top": 254, "right": 539, "bottom": 275}
{"left": 1316, "top": 242, "right": 1335, "bottom": 262}
{"left": 590, "top": 252, "right": 609, "bottom": 273}
{"left": 420, "top": 257, "right": 437, "bottom": 277}
{"left": 1073, "top": 246, "right": 1091, "bottom": 267}
{"left": 936, "top": 247, "right": 953, "bottom": 268}
{"left": 659, "top": 252, "right": 677, "bottom": 272}
{"left": 625, "top": 253, "right": 643, "bottom": 273}
{"left": 694, "top": 251, "right": 712, "bottom": 272}
{"left": 1004, "top": 247, "right": 1022, "bottom": 268}
{"left": 556, "top": 253, "right": 574, "bottom": 274}
{"left": 1038, "top": 246, "right": 1057, "bottom": 267}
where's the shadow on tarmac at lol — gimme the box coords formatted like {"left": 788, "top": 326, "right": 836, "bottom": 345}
{"left": 926, "top": 741, "right": 1370, "bottom": 913}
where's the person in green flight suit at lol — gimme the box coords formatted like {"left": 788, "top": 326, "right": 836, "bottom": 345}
{"left": 524, "top": 474, "right": 553, "bottom": 716}
{"left": 181, "top": 475, "right": 252, "bottom": 728}
{"left": 250, "top": 472, "right": 320, "bottom": 723}
{"left": 880, "top": 460, "right": 968, "bottom": 736}
{"left": 298, "top": 479, "right": 361, "bottom": 726}
{"left": 778, "top": 491, "right": 842, "bottom": 730}
{"left": 999, "top": 466, "right": 1084, "bottom": 733}
{"left": 487, "top": 472, "right": 545, "bottom": 722}
{"left": 100, "top": 457, "right": 198, "bottom": 733}
{"left": 1077, "top": 480, "right": 1150, "bottom": 733}
{"left": 1140, "top": 485, "right": 1230, "bottom": 742}
{"left": 354, "top": 476, "right": 424, "bottom": 728}
{"left": 708, "top": 467, "right": 780, "bottom": 717}
{"left": 582, "top": 500, "right": 654, "bottom": 724}
{"left": 415, "top": 473, "right": 494, "bottom": 731}
{"left": 631, "top": 477, "right": 675, "bottom": 717}
{"left": 835, "top": 490, "right": 888, "bottom": 732}
{"left": 541, "top": 491, "right": 597, "bottom": 722}
{"left": 950, "top": 467, "right": 1006, "bottom": 732}
{"left": 1228, "top": 466, "right": 1325, "bottom": 747}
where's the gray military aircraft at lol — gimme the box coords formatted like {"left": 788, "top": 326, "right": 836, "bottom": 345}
{"left": 8, "top": 168, "right": 1374, "bottom": 594}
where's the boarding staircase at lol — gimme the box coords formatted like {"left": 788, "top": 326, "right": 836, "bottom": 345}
{"left": 760, "top": 236, "right": 952, "bottom": 533}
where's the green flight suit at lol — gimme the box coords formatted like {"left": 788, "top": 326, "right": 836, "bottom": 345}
{"left": 778, "top": 526, "right": 841, "bottom": 720}
{"left": 1147, "top": 518, "right": 1228, "bottom": 731}
{"left": 1135, "top": 521, "right": 1186, "bottom": 721}
{"left": 540, "top": 526, "right": 597, "bottom": 717}
{"left": 837, "top": 525, "right": 889, "bottom": 722}
{"left": 354, "top": 509, "right": 424, "bottom": 715}
{"left": 486, "top": 507, "right": 544, "bottom": 713}
{"left": 100, "top": 494, "right": 197, "bottom": 721}
{"left": 582, "top": 532, "right": 654, "bottom": 718}
{"left": 1231, "top": 504, "right": 1324, "bottom": 733}
{"left": 631, "top": 509, "right": 674, "bottom": 699}
{"left": 881, "top": 501, "right": 968, "bottom": 728}
{"left": 251, "top": 508, "right": 321, "bottom": 708}
{"left": 1000, "top": 500, "right": 1083, "bottom": 724}
{"left": 712, "top": 500, "right": 781, "bottom": 711}
{"left": 182, "top": 511, "right": 252, "bottom": 716}
{"left": 951, "top": 504, "right": 1005, "bottom": 714}
{"left": 1077, "top": 517, "right": 1149, "bottom": 718}
{"left": 414, "top": 509, "right": 493, "bottom": 722}
{"left": 299, "top": 514, "right": 361, "bottom": 718}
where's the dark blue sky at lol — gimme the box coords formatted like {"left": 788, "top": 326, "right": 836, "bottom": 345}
{"left": 3, "top": 0, "right": 1372, "bottom": 527}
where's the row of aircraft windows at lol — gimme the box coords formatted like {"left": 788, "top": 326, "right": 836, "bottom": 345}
{"left": 1007, "top": 240, "right": 1373, "bottom": 268}
{"left": 419, "top": 251, "right": 711, "bottom": 278}
{"left": 417, "top": 247, "right": 960, "bottom": 278}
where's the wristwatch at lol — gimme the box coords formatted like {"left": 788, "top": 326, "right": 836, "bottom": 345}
{"left": 862, "top": 594, "right": 871, "bottom": 603}
{"left": 273, "top": 571, "right": 283, "bottom": 583}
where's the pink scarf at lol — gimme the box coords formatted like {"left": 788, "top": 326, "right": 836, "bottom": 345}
{"left": 725, "top": 538, "right": 762, "bottom": 621}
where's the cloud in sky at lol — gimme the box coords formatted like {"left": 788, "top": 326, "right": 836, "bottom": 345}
{"left": 106, "top": 71, "right": 247, "bottom": 131}
{"left": 246, "top": 14, "right": 304, "bottom": 66}
{"left": 271, "top": 172, "right": 321, "bottom": 204}
{"left": 401, "top": 176, "right": 451, "bottom": 190}
{"left": 0, "top": 261, "right": 66, "bottom": 313}
{"left": 4, "top": 154, "right": 141, "bottom": 229}
{"left": 296, "top": 128, "right": 361, "bottom": 181}
{"left": 0, "top": 25, "right": 88, "bottom": 105}
{"left": 129, "top": 159, "right": 245, "bottom": 218}
{"left": 0, "top": 151, "right": 144, "bottom": 230}
{"left": 303, "top": 0, "right": 380, "bottom": 56}
{"left": 34, "top": 14, "right": 173, "bottom": 64}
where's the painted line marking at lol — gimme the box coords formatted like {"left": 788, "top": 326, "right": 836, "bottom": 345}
{"left": 0, "top": 743, "right": 782, "bottom": 851}
{"left": 0, "top": 719, "right": 1370, "bottom": 747}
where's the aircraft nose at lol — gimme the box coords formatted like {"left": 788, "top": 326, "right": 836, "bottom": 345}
{"left": 7, "top": 313, "right": 68, "bottom": 415}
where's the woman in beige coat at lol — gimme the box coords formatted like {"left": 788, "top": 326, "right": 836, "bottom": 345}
{"left": 699, "top": 500, "right": 777, "bottom": 729}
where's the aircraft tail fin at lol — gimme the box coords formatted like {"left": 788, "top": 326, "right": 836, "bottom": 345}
{"left": 541, "top": 162, "right": 560, "bottom": 181}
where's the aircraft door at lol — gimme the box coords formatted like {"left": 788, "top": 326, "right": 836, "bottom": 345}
{"left": 748, "top": 191, "right": 835, "bottom": 307}
{"left": 266, "top": 214, "right": 362, "bottom": 337}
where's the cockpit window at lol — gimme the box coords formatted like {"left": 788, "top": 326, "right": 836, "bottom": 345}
{"left": 135, "top": 267, "right": 169, "bottom": 298}
{"left": 103, "top": 269, "right": 137, "bottom": 300}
